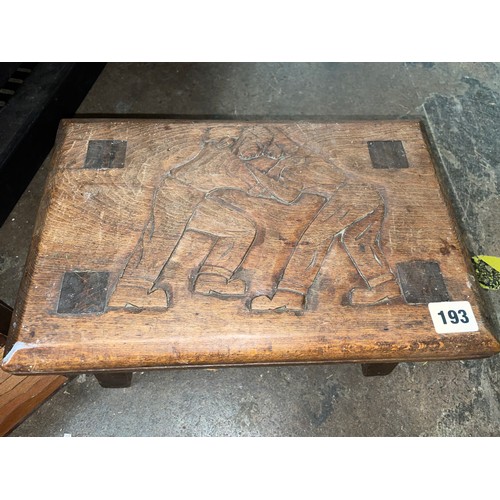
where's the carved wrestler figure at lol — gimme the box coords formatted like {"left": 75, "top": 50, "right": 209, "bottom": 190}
{"left": 109, "top": 125, "right": 400, "bottom": 311}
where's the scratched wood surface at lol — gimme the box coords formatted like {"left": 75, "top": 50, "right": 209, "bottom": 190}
{"left": 0, "top": 302, "right": 66, "bottom": 435}
{"left": 2, "top": 119, "right": 499, "bottom": 374}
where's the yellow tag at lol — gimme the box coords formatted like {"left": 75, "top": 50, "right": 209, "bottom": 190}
{"left": 478, "top": 255, "right": 500, "bottom": 272}
{"left": 472, "top": 255, "right": 500, "bottom": 290}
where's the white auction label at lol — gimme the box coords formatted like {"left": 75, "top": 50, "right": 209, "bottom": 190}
{"left": 428, "top": 301, "right": 479, "bottom": 334}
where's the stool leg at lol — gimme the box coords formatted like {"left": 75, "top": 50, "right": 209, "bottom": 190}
{"left": 361, "top": 363, "right": 398, "bottom": 377}
{"left": 0, "top": 300, "right": 13, "bottom": 344}
{"left": 94, "top": 372, "right": 133, "bottom": 388}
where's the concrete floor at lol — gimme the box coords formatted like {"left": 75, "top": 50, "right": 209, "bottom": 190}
{"left": 1, "top": 63, "right": 499, "bottom": 436}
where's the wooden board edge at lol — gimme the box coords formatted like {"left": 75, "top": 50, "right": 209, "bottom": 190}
{"left": 56, "top": 117, "right": 424, "bottom": 128}
{"left": 2, "top": 351, "right": 500, "bottom": 378}
{"left": 2, "top": 332, "right": 499, "bottom": 375}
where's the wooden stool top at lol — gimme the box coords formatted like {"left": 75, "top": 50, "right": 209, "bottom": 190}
{"left": 2, "top": 119, "right": 499, "bottom": 374}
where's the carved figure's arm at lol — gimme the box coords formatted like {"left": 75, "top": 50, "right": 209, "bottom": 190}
{"left": 245, "top": 158, "right": 304, "bottom": 203}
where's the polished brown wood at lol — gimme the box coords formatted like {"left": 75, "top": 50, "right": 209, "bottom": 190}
{"left": 2, "top": 119, "right": 499, "bottom": 376}
{"left": 0, "top": 302, "right": 66, "bottom": 436}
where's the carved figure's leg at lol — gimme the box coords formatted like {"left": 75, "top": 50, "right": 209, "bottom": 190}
{"left": 341, "top": 205, "right": 400, "bottom": 305}
{"left": 251, "top": 183, "right": 400, "bottom": 310}
{"left": 155, "top": 195, "right": 256, "bottom": 299}
{"left": 108, "top": 179, "right": 204, "bottom": 310}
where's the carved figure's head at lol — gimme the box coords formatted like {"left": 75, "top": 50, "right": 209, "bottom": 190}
{"left": 203, "top": 125, "right": 298, "bottom": 163}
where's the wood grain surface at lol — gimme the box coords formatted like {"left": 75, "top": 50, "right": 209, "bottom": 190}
{"left": 2, "top": 119, "right": 498, "bottom": 374}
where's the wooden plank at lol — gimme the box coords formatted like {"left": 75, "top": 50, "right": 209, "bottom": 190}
{"left": 0, "top": 302, "right": 66, "bottom": 435}
{"left": 2, "top": 119, "right": 499, "bottom": 374}
{"left": 0, "top": 358, "right": 66, "bottom": 436}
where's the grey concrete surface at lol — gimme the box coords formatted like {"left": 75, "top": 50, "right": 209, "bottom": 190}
{"left": 1, "top": 63, "right": 499, "bottom": 436}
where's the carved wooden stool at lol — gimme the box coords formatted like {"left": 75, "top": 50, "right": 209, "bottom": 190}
{"left": 2, "top": 119, "right": 498, "bottom": 387}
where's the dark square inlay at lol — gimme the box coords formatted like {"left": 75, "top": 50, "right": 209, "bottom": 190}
{"left": 84, "top": 140, "right": 127, "bottom": 169}
{"left": 57, "top": 271, "right": 110, "bottom": 314}
{"left": 396, "top": 261, "right": 450, "bottom": 304}
{"left": 368, "top": 140, "right": 409, "bottom": 169}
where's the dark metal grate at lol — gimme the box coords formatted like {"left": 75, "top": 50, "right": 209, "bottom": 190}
{"left": 0, "top": 63, "right": 37, "bottom": 110}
